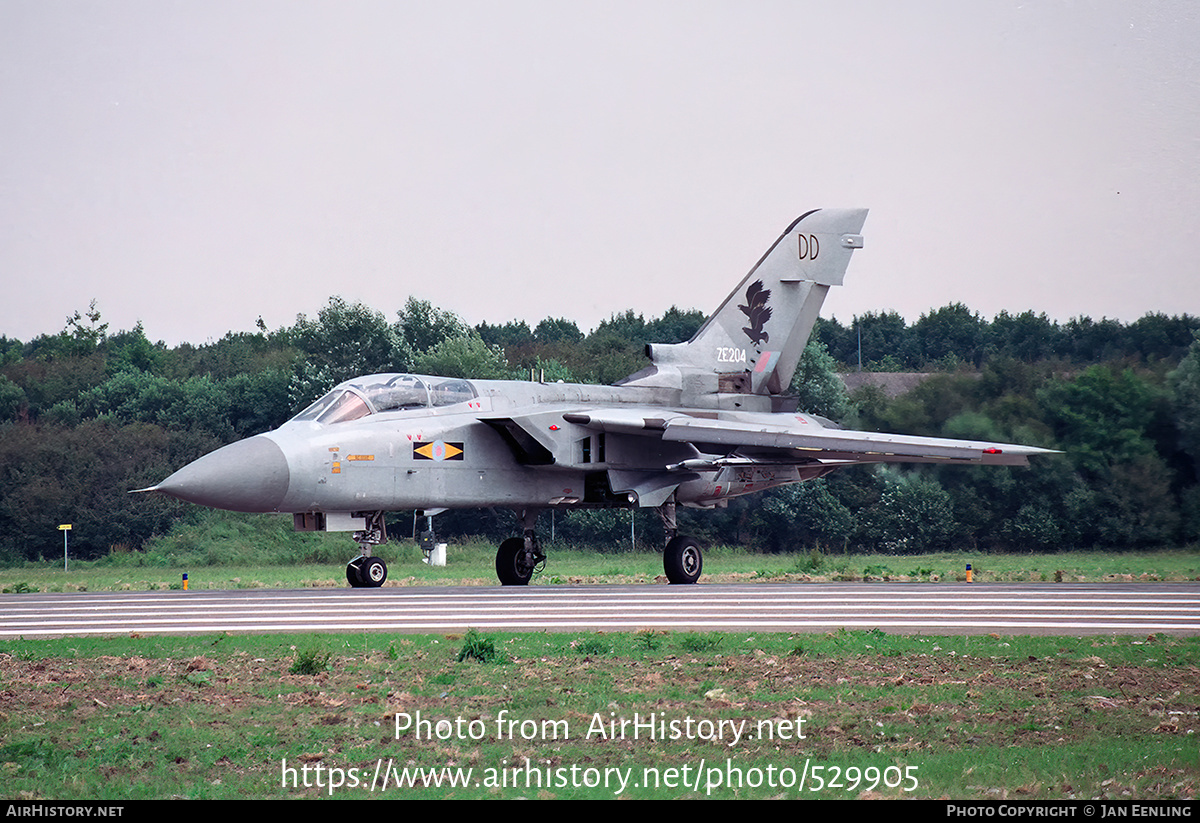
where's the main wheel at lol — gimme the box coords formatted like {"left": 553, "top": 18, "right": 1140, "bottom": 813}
{"left": 496, "top": 537, "right": 534, "bottom": 586}
{"left": 664, "top": 536, "right": 702, "bottom": 584}
{"left": 346, "top": 557, "right": 365, "bottom": 588}
{"left": 362, "top": 556, "right": 388, "bottom": 587}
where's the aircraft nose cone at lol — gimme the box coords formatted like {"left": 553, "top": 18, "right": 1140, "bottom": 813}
{"left": 156, "top": 436, "right": 290, "bottom": 512}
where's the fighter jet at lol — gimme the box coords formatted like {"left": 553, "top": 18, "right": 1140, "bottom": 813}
{"left": 144, "top": 208, "right": 1054, "bottom": 587}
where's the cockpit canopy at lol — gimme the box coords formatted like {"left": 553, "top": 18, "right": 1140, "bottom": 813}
{"left": 290, "top": 374, "right": 477, "bottom": 425}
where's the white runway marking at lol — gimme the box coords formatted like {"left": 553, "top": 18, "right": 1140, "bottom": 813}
{"left": 2, "top": 583, "right": 1198, "bottom": 637}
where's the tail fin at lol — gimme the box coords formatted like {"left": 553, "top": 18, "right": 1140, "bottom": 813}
{"left": 623, "top": 208, "right": 867, "bottom": 398}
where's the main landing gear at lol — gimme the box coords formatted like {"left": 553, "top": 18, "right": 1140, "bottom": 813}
{"left": 490, "top": 502, "right": 703, "bottom": 586}
{"left": 346, "top": 512, "right": 388, "bottom": 588}
{"left": 495, "top": 509, "right": 546, "bottom": 586}
{"left": 663, "top": 536, "right": 702, "bottom": 584}
{"left": 659, "top": 500, "right": 701, "bottom": 584}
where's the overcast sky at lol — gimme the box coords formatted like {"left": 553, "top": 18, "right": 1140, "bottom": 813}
{"left": 2, "top": 1, "right": 1197, "bottom": 346}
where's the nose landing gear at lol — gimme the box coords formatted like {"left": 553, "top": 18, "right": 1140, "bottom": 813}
{"left": 347, "top": 512, "right": 388, "bottom": 588}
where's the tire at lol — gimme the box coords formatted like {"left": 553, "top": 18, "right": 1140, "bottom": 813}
{"left": 495, "top": 537, "right": 533, "bottom": 586}
{"left": 346, "top": 558, "right": 365, "bottom": 588}
{"left": 664, "top": 536, "right": 702, "bottom": 584}
{"left": 363, "top": 557, "right": 388, "bottom": 588}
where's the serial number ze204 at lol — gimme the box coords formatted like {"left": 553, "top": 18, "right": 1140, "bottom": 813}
{"left": 716, "top": 347, "right": 747, "bottom": 363}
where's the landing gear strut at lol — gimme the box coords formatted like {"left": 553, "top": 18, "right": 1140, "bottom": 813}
{"left": 659, "top": 500, "right": 702, "bottom": 584}
{"left": 346, "top": 512, "right": 388, "bottom": 588}
{"left": 495, "top": 509, "right": 545, "bottom": 586}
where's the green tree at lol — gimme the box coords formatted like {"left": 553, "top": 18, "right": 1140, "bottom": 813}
{"left": 910, "top": 303, "right": 988, "bottom": 367}
{"left": 0, "top": 375, "right": 28, "bottom": 422}
{"left": 990, "top": 310, "right": 1062, "bottom": 362}
{"left": 1168, "top": 333, "right": 1200, "bottom": 469}
{"left": 593, "top": 310, "right": 646, "bottom": 342}
{"left": 1038, "top": 366, "right": 1181, "bottom": 546}
{"left": 855, "top": 470, "right": 958, "bottom": 553}
{"left": 790, "top": 340, "right": 852, "bottom": 422}
{"left": 530, "top": 357, "right": 578, "bottom": 383}
{"left": 576, "top": 329, "right": 646, "bottom": 385}
{"left": 288, "top": 297, "right": 412, "bottom": 404}
{"left": 477, "top": 320, "right": 535, "bottom": 349}
{"left": 62, "top": 300, "right": 109, "bottom": 356}
{"left": 74, "top": 371, "right": 237, "bottom": 441}
{"left": 533, "top": 317, "right": 584, "bottom": 345}
{"left": 396, "top": 297, "right": 470, "bottom": 354}
{"left": 1038, "top": 366, "right": 1160, "bottom": 476}
{"left": 106, "top": 322, "right": 164, "bottom": 374}
{"left": 224, "top": 370, "right": 293, "bottom": 436}
{"left": 0, "top": 421, "right": 212, "bottom": 561}
{"left": 164, "top": 330, "right": 295, "bottom": 382}
{"left": 755, "top": 480, "right": 854, "bottom": 552}
{"left": 412, "top": 333, "right": 511, "bottom": 379}
{"left": 644, "top": 307, "right": 704, "bottom": 344}
{"left": 1063, "top": 316, "right": 1126, "bottom": 363}
{"left": 1127, "top": 313, "right": 1200, "bottom": 363}
{"left": 813, "top": 316, "right": 854, "bottom": 366}
{"left": 854, "top": 310, "right": 911, "bottom": 369}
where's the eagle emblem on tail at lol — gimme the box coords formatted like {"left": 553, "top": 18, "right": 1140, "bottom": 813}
{"left": 738, "top": 280, "right": 771, "bottom": 345}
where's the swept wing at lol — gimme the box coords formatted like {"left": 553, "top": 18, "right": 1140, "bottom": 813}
{"left": 561, "top": 409, "right": 1056, "bottom": 468}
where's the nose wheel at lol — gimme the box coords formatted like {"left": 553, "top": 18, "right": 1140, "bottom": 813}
{"left": 346, "top": 512, "right": 388, "bottom": 588}
{"left": 347, "top": 555, "right": 388, "bottom": 588}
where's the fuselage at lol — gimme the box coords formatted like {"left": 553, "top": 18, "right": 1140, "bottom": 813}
{"left": 153, "top": 372, "right": 824, "bottom": 516}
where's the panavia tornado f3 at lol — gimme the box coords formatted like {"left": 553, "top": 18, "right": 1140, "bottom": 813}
{"left": 143, "top": 209, "right": 1054, "bottom": 586}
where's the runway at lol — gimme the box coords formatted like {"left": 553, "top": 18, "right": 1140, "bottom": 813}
{"left": 2, "top": 582, "right": 1198, "bottom": 637}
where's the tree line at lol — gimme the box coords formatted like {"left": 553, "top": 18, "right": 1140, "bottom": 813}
{"left": 0, "top": 297, "right": 1197, "bottom": 562}
{"left": 816, "top": 304, "right": 1200, "bottom": 371}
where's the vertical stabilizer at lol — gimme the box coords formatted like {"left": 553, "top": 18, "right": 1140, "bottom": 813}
{"left": 629, "top": 208, "right": 867, "bottom": 397}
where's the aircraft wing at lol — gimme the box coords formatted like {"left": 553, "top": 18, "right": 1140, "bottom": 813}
{"left": 560, "top": 410, "right": 1056, "bottom": 468}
